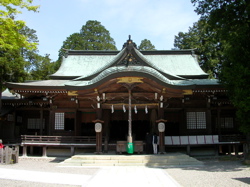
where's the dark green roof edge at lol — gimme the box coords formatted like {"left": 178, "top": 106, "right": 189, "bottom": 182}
{"left": 66, "top": 49, "right": 196, "bottom": 56}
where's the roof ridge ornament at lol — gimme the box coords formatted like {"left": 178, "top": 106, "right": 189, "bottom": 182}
{"left": 122, "top": 35, "right": 137, "bottom": 49}
{"left": 117, "top": 35, "right": 140, "bottom": 67}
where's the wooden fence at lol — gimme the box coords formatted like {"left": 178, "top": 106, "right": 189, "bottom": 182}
{"left": 21, "top": 135, "right": 97, "bottom": 144}
{"left": 21, "top": 135, "right": 105, "bottom": 157}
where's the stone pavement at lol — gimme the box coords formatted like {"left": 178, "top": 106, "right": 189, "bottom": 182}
{"left": 0, "top": 166, "right": 180, "bottom": 187}
{"left": 84, "top": 166, "right": 180, "bottom": 187}
{"left": 0, "top": 167, "right": 90, "bottom": 186}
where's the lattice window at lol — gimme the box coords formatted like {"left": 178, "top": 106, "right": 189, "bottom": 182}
{"left": 187, "top": 112, "right": 196, "bottom": 129}
{"left": 217, "top": 117, "right": 234, "bottom": 128}
{"left": 224, "top": 117, "right": 233, "bottom": 128}
{"left": 27, "top": 118, "right": 45, "bottom": 129}
{"left": 7, "top": 114, "right": 14, "bottom": 121}
{"left": 55, "top": 112, "right": 64, "bottom": 130}
{"left": 187, "top": 112, "right": 206, "bottom": 129}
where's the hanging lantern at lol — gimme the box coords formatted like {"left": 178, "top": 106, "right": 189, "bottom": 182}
{"left": 95, "top": 123, "right": 102, "bottom": 132}
{"left": 158, "top": 122, "right": 165, "bottom": 132}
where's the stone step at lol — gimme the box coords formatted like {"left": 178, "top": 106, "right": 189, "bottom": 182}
{"left": 59, "top": 153, "right": 203, "bottom": 167}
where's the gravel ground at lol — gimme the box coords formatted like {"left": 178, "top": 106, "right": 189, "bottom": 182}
{"left": 0, "top": 156, "right": 249, "bottom": 187}
{"left": 165, "top": 157, "right": 250, "bottom": 187}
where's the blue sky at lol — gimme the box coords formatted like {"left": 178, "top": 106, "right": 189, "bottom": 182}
{"left": 18, "top": 0, "right": 200, "bottom": 61}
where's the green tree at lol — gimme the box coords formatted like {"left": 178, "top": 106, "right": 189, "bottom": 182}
{"left": 28, "top": 54, "right": 56, "bottom": 80}
{"left": 80, "top": 20, "right": 117, "bottom": 50}
{"left": 0, "top": 0, "right": 39, "bottom": 51}
{"left": 58, "top": 20, "right": 117, "bottom": 62}
{"left": 19, "top": 27, "right": 57, "bottom": 80}
{"left": 0, "top": 0, "right": 39, "bottom": 84}
{"left": 192, "top": 0, "right": 250, "bottom": 129}
{"left": 174, "top": 20, "right": 224, "bottom": 78}
{"left": 192, "top": 0, "right": 250, "bottom": 159}
{"left": 1, "top": 26, "right": 41, "bottom": 83}
{"left": 0, "top": 1, "right": 39, "bottom": 114}
{"left": 138, "top": 39, "right": 156, "bottom": 51}
{"left": 58, "top": 33, "right": 85, "bottom": 58}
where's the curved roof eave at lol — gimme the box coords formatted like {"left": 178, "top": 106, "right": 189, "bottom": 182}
{"left": 5, "top": 80, "right": 70, "bottom": 90}
{"left": 65, "top": 66, "right": 197, "bottom": 90}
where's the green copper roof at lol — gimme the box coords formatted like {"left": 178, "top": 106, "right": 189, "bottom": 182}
{"left": 50, "top": 39, "right": 208, "bottom": 81}
{"left": 6, "top": 38, "right": 220, "bottom": 90}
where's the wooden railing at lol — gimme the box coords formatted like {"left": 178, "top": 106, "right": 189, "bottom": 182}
{"left": 21, "top": 135, "right": 100, "bottom": 144}
{"left": 219, "top": 134, "right": 246, "bottom": 142}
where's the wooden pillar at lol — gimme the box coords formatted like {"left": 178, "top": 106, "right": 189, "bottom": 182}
{"left": 215, "top": 145, "right": 219, "bottom": 156}
{"left": 128, "top": 89, "right": 132, "bottom": 143}
{"left": 219, "top": 145, "right": 223, "bottom": 154}
{"left": 187, "top": 145, "right": 191, "bottom": 155}
{"left": 30, "top": 146, "right": 34, "bottom": 155}
{"left": 22, "top": 146, "right": 27, "bottom": 157}
{"left": 93, "top": 119, "right": 104, "bottom": 154}
{"left": 157, "top": 97, "right": 167, "bottom": 154}
{"left": 71, "top": 146, "right": 75, "bottom": 156}
{"left": 228, "top": 145, "right": 232, "bottom": 155}
{"left": 181, "top": 98, "right": 186, "bottom": 135}
{"left": 159, "top": 132, "right": 164, "bottom": 153}
{"left": 156, "top": 119, "right": 167, "bottom": 154}
{"left": 235, "top": 144, "right": 239, "bottom": 156}
{"left": 217, "top": 106, "right": 222, "bottom": 154}
{"left": 206, "top": 98, "right": 212, "bottom": 134}
{"left": 48, "top": 110, "right": 54, "bottom": 135}
{"left": 103, "top": 110, "right": 110, "bottom": 153}
{"left": 95, "top": 94, "right": 103, "bottom": 153}
{"left": 13, "top": 110, "right": 16, "bottom": 140}
{"left": 96, "top": 132, "right": 102, "bottom": 153}
{"left": 75, "top": 98, "right": 80, "bottom": 136}
{"left": 217, "top": 107, "right": 221, "bottom": 136}
{"left": 40, "top": 108, "right": 43, "bottom": 135}
{"left": 42, "top": 146, "right": 47, "bottom": 157}
{"left": 74, "top": 110, "right": 77, "bottom": 136}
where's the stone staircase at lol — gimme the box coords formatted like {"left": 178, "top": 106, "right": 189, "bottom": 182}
{"left": 59, "top": 153, "right": 203, "bottom": 167}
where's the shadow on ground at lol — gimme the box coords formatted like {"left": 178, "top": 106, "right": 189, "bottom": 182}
{"left": 233, "top": 177, "right": 250, "bottom": 185}
{"left": 49, "top": 157, "right": 70, "bottom": 163}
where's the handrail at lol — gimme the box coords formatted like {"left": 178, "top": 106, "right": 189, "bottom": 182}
{"left": 219, "top": 134, "right": 246, "bottom": 142}
{"left": 21, "top": 135, "right": 104, "bottom": 144}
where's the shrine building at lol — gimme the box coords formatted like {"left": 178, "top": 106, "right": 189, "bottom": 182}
{"left": 0, "top": 37, "right": 243, "bottom": 156}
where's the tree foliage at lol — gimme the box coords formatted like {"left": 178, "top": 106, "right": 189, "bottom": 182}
{"left": 27, "top": 54, "right": 56, "bottom": 80}
{"left": 191, "top": 0, "right": 250, "bottom": 133}
{"left": 0, "top": 0, "right": 39, "bottom": 85}
{"left": 58, "top": 20, "right": 117, "bottom": 61}
{"left": 174, "top": 20, "right": 224, "bottom": 78}
{"left": 0, "top": 0, "right": 39, "bottom": 51}
{"left": 138, "top": 39, "right": 156, "bottom": 51}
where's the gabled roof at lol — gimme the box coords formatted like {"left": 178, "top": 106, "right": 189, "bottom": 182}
{"left": 5, "top": 37, "right": 219, "bottom": 91}
{"left": 50, "top": 37, "right": 208, "bottom": 81}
